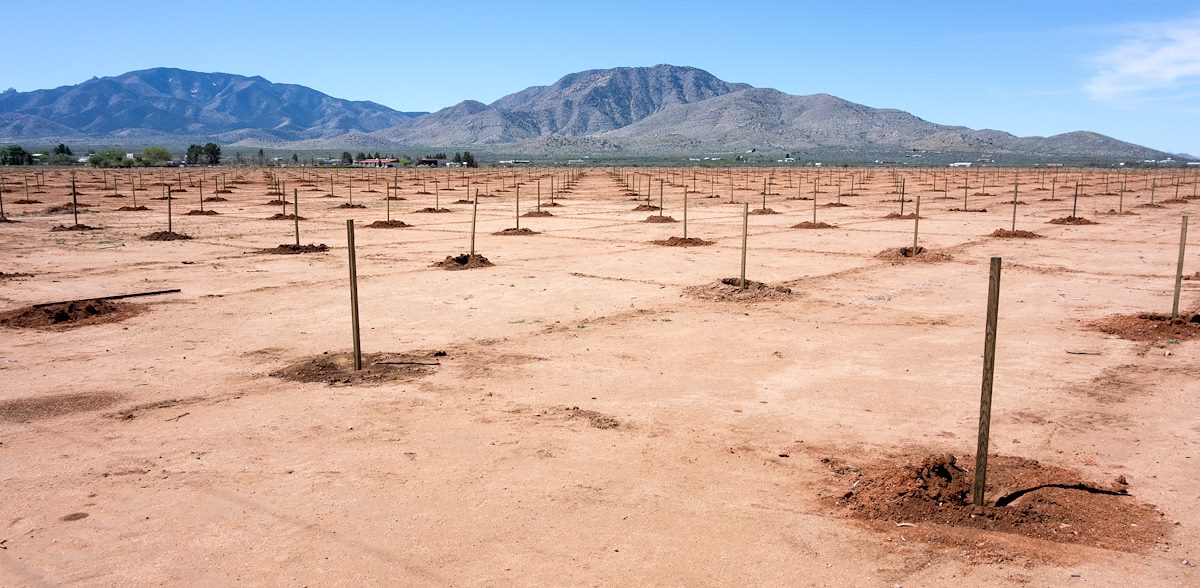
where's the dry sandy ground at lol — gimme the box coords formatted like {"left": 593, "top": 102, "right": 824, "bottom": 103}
{"left": 1, "top": 166, "right": 1198, "bottom": 586}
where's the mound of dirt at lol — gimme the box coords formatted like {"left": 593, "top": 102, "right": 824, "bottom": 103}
{"left": 825, "top": 452, "right": 1168, "bottom": 554}
{"left": 750, "top": 208, "right": 779, "bottom": 215}
{"left": 0, "top": 216, "right": 17, "bottom": 223}
{"left": 13, "top": 199, "right": 42, "bottom": 204}
{"left": 989, "top": 229, "right": 1042, "bottom": 238}
{"left": 267, "top": 213, "right": 305, "bottom": 221}
{"left": 1088, "top": 311, "right": 1200, "bottom": 341}
{"left": 257, "top": 244, "right": 329, "bottom": 254}
{"left": 45, "top": 204, "right": 90, "bottom": 214}
{"left": 548, "top": 405, "right": 621, "bottom": 429}
{"left": 141, "top": 231, "right": 192, "bottom": 241}
{"left": 185, "top": 210, "right": 218, "bottom": 216}
{"left": 434, "top": 253, "right": 494, "bottom": 270}
{"left": 1137, "top": 203, "right": 1165, "bottom": 209}
{"left": 651, "top": 236, "right": 713, "bottom": 247}
{"left": 883, "top": 213, "right": 918, "bottom": 219}
{"left": 823, "top": 202, "right": 852, "bottom": 208}
{"left": 642, "top": 215, "right": 678, "bottom": 223}
{"left": 0, "top": 392, "right": 124, "bottom": 422}
{"left": 215, "top": 189, "right": 233, "bottom": 194}
{"left": 264, "top": 199, "right": 288, "bottom": 206}
{"left": 1182, "top": 271, "right": 1200, "bottom": 281}
{"left": 366, "top": 220, "right": 412, "bottom": 228}
{"left": 1048, "top": 216, "right": 1098, "bottom": 225}
{"left": 949, "top": 208, "right": 988, "bottom": 212}
{"left": 0, "top": 272, "right": 33, "bottom": 280}
{"left": 452, "top": 199, "right": 474, "bottom": 204}
{"left": 493, "top": 227, "right": 539, "bottom": 235}
{"left": 1102, "top": 209, "right": 1138, "bottom": 215}
{"left": 115, "top": 206, "right": 151, "bottom": 211}
{"left": 334, "top": 203, "right": 366, "bottom": 209}
{"left": 875, "top": 246, "right": 953, "bottom": 262}
{"left": 50, "top": 224, "right": 97, "bottom": 232}
{"left": 385, "top": 196, "right": 407, "bottom": 201}
{"left": 685, "top": 278, "right": 793, "bottom": 302}
{"left": 414, "top": 207, "right": 452, "bottom": 213}
{"left": 632, "top": 204, "right": 661, "bottom": 212}
{"left": 0, "top": 299, "right": 143, "bottom": 330}
{"left": 522, "top": 210, "right": 553, "bottom": 217}
{"left": 202, "top": 196, "right": 228, "bottom": 202}
{"left": 270, "top": 350, "right": 444, "bottom": 386}
{"left": 792, "top": 221, "right": 837, "bottom": 229}
{"left": 542, "top": 201, "right": 563, "bottom": 207}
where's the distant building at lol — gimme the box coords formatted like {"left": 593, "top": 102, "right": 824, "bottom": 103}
{"left": 949, "top": 162, "right": 972, "bottom": 167}
{"left": 357, "top": 158, "right": 399, "bottom": 168}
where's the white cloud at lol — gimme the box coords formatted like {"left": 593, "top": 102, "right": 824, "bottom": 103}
{"left": 1085, "top": 19, "right": 1200, "bottom": 103}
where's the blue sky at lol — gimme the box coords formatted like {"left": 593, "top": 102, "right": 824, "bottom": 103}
{"left": 4, "top": 1, "right": 1198, "bottom": 154}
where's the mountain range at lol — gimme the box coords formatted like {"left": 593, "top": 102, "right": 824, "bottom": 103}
{"left": 0, "top": 65, "right": 1177, "bottom": 160}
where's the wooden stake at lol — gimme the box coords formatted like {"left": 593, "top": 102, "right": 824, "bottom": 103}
{"left": 912, "top": 192, "right": 922, "bottom": 253}
{"left": 347, "top": 220, "right": 362, "bottom": 371}
{"left": 683, "top": 187, "right": 689, "bottom": 239}
{"left": 973, "top": 257, "right": 1002, "bottom": 507}
{"left": 1071, "top": 182, "right": 1079, "bottom": 218}
{"left": 963, "top": 173, "right": 969, "bottom": 210}
{"left": 1011, "top": 179, "right": 1019, "bottom": 231}
{"left": 167, "top": 186, "right": 172, "bottom": 233}
{"left": 1172, "top": 215, "right": 1189, "bottom": 320}
{"left": 740, "top": 202, "right": 749, "bottom": 290}
{"left": 71, "top": 174, "right": 79, "bottom": 227}
{"left": 294, "top": 188, "right": 300, "bottom": 246}
{"left": 658, "top": 179, "right": 664, "bottom": 215}
{"left": 470, "top": 190, "right": 479, "bottom": 256}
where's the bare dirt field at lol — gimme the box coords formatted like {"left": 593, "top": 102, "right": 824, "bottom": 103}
{"left": 1, "top": 165, "right": 1198, "bottom": 586}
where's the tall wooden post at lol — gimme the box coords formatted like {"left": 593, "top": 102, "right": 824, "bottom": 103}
{"left": 682, "top": 187, "right": 689, "bottom": 239}
{"left": 347, "top": 220, "right": 362, "bottom": 371}
{"left": 469, "top": 190, "right": 479, "bottom": 256}
{"left": 71, "top": 174, "right": 79, "bottom": 227}
{"left": 1172, "top": 216, "right": 1189, "bottom": 320}
{"left": 973, "top": 257, "right": 1002, "bottom": 507}
{"left": 1011, "top": 179, "right": 1019, "bottom": 231}
{"left": 740, "top": 203, "right": 749, "bottom": 289}
{"left": 912, "top": 193, "right": 922, "bottom": 253}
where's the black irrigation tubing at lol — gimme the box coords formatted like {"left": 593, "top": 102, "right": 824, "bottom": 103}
{"left": 33, "top": 288, "right": 181, "bottom": 308}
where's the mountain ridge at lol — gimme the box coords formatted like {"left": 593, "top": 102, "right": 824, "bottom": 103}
{"left": 0, "top": 65, "right": 1178, "bottom": 160}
